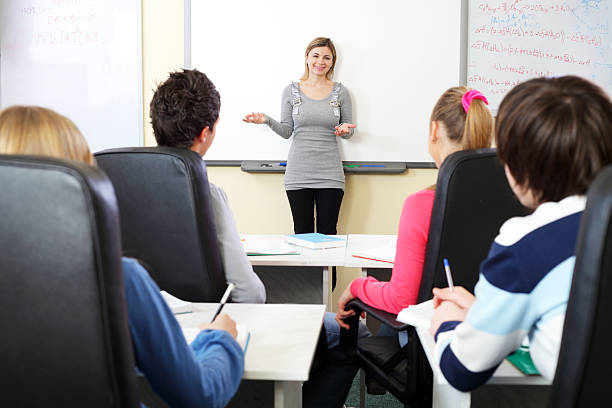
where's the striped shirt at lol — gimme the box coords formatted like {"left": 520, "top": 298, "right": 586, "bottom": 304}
{"left": 434, "top": 195, "right": 585, "bottom": 391}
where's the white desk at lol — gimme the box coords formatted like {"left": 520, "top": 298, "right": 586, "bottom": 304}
{"left": 242, "top": 234, "right": 396, "bottom": 308}
{"left": 416, "top": 326, "right": 551, "bottom": 408}
{"left": 176, "top": 303, "right": 325, "bottom": 408}
{"left": 243, "top": 234, "right": 347, "bottom": 307}
{"left": 344, "top": 234, "right": 397, "bottom": 271}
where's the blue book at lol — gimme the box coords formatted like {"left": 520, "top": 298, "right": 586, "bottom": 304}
{"left": 285, "top": 233, "right": 345, "bottom": 249}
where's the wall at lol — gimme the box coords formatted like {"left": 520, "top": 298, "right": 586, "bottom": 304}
{"left": 141, "top": 1, "right": 438, "bottom": 309}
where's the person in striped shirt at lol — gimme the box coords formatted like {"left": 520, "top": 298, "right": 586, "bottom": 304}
{"left": 430, "top": 76, "right": 612, "bottom": 391}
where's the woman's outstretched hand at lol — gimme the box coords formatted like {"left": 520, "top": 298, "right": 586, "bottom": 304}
{"left": 243, "top": 112, "right": 266, "bottom": 124}
{"left": 334, "top": 123, "right": 356, "bottom": 136}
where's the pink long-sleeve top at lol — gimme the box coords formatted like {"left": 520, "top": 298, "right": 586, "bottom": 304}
{"left": 350, "top": 189, "right": 435, "bottom": 314}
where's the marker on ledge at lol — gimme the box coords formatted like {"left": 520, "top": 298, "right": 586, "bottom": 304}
{"left": 343, "top": 164, "right": 385, "bottom": 168}
{"left": 210, "top": 283, "right": 235, "bottom": 323}
{"left": 443, "top": 258, "right": 454, "bottom": 293}
{"left": 279, "top": 162, "right": 287, "bottom": 166}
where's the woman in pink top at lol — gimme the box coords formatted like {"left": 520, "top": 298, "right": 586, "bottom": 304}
{"left": 313, "top": 86, "right": 494, "bottom": 406}
{"left": 336, "top": 86, "right": 494, "bottom": 326}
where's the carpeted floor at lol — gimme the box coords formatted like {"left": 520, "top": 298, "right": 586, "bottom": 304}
{"left": 344, "top": 371, "right": 404, "bottom": 408}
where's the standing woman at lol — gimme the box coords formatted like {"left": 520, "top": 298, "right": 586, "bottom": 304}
{"left": 244, "top": 37, "right": 356, "bottom": 235}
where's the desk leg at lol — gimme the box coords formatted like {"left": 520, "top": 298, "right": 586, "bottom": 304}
{"left": 322, "top": 266, "right": 329, "bottom": 310}
{"left": 432, "top": 381, "right": 470, "bottom": 408}
{"left": 274, "top": 381, "right": 302, "bottom": 408}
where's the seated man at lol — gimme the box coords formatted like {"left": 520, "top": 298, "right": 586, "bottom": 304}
{"left": 150, "top": 69, "right": 266, "bottom": 304}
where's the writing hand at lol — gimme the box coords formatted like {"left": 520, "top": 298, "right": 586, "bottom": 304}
{"left": 199, "top": 313, "right": 238, "bottom": 339}
{"left": 430, "top": 300, "right": 468, "bottom": 338}
{"left": 243, "top": 112, "right": 266, "bottom": 124}
{"left": 432, "top": 286, "right": 475, "bottom": 309}
{"left": 334, "top": 123, "right": 356, "bottom": 136}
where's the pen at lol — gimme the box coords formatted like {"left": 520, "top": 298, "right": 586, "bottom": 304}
{"left": 210, "top": 283, "right": 235, "bottom": 323}
{"left": 279, "top": 162, "right": 287, "bottom": 166}
{"left": 443, "top": 258, "right": 454, "bottom": 292}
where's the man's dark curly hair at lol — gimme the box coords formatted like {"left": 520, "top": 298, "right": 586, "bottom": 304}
{"left": 496, "top": 75, "right": 612, "bottom": 203}
{"left": 150, "top": 69, "right": 220, "bottom": 148}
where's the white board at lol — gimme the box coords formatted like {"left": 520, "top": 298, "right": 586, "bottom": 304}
{"left": 468, "top": 0, "right": 612, "bottom": 110}
{"left": 0, "top": 0, "right": 143, "bottom": 153}
{"left": 190, "top": 0, "right": 462, "bottom": 163}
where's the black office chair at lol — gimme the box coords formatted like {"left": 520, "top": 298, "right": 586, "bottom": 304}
{"left": 0, "top": 155, "right": 139, "bottom": 407}
{"left": 549, "top": 166, "right": 612, "bottom": 407}
{"left": 340, "top": 148, "right": 529, "bottom": 406}
{"left": 95, "top": 147, "right": 226, "bottom": 302}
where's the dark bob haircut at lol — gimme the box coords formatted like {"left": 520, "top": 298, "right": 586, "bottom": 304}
{"left": 496, "top": 75, "right": 612, "bottom": 203}
{"left": 150, "top": 69, "right": 220, "bottom": 149}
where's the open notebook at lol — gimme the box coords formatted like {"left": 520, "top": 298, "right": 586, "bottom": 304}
{"left": 352, "top": 244, "right": 396, "bottom": 264}
{"left": 396, "top": 299, "right": 434, "bottom": 329}
{"left": 161, "top": 291, "right": 251, "bottom": 352}
{"left": 182, "top": 324, "right": 250, "bottom": 353}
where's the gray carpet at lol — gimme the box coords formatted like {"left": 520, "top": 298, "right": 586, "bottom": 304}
{"left": 344, "top": 371, "right": 404, "bottom": 408}
{"left": 343, "top": 371, "right": 551, "bottom": 408}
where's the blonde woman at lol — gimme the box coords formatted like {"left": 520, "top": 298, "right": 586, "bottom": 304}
{"left": 0, "top": 105, "right": 243, "bottom": 407}
{"left": 244, "top": 37, "right": 356, "bottom": 235}
{"left": 0, "top": 106, "right": 94, "bottom": 165}
{"left": 335, "top": 87, "right": 494, "bottom": 338}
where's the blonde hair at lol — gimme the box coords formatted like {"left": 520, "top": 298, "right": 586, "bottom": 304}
{"left": 0, "top": 106, "right": 94, "bottom": 165}
{"left": 429, "top": 86, "right": 493, "bottom": 150}
{"left": 300, "top": 37, "right": 337, "bottom": 81}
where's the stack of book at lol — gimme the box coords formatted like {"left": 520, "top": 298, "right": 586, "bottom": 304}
{"left": 285, "top": 233, "right": 346, "bottom": 249}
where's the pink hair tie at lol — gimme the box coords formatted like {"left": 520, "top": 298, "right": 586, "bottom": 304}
{"left": 462, "top": 89, "right": 488, "bottom": 113}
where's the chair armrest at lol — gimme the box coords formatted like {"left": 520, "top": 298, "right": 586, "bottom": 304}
{"left": 347, "top": 299, "right": 410, "bottom": 331}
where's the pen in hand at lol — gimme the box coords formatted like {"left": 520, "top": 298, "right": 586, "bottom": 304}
{"left": 210, "top": 283, "right": 235, "bottom": 323}
{"left": 443, "top": 258, "right": 454, "bottom": 293}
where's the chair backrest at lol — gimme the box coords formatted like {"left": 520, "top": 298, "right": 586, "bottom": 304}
{"left": 0, "top": 155, "right": 138, "bottom": 407}
{"left": 549, "top": 166, "right": 612, "bottom": 408}
{"left": 418, "top": 148, "right": 529, "bottom": 301}
{"left": 94, "top": 147, "right": 225, "bottom": 302}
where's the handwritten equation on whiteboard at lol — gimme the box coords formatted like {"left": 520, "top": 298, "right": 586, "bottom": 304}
{"left": 468, "top": 0, "right": 612, "bottom": 109}
{"left": 3, "top": 0, "right": 101, "bottom": 60}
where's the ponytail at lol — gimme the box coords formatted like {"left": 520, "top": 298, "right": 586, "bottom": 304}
{"left": 430, "top": 86, "right": 493, "bottom": 150}
{"left": 463, "top": 97, "right": 494, "bottom": 149}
